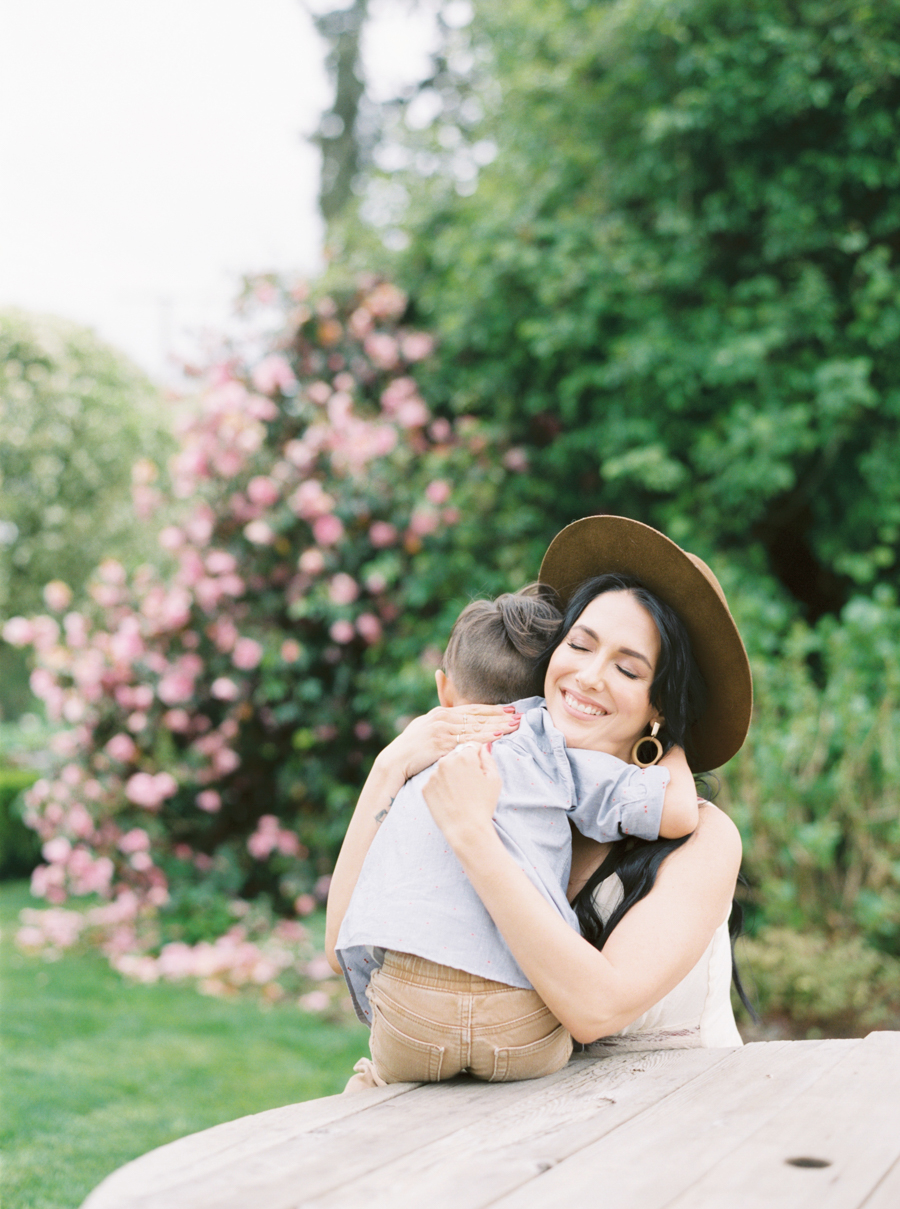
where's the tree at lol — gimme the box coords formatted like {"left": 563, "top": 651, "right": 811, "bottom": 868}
{"left": 0, "top": 310, "right": 173, "bottom": 717}
{"left": 384, "top": 0, "right": 900, "bottom": 622}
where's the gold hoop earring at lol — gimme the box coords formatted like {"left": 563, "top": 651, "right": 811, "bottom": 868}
{"left": 631, "top": 721, "right": 663, "bottom": 768}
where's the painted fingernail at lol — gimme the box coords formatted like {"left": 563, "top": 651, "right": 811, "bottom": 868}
{"left": 503, "top": 705, "right": 517, "bottom": 712}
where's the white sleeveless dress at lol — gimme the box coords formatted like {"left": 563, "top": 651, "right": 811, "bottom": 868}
{"left": 583, "top": 874, "right": 744, "bottom": 1054}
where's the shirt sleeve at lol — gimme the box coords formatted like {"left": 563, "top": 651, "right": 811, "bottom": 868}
{"left": 566, "top": 749, "right": 670, "bottom": 842}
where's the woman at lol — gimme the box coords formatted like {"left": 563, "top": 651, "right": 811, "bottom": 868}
{"left": 326, "top": 515, "right": 751, "bottom": 1052}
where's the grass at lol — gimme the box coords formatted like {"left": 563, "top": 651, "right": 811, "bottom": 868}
{"left": 0, "top": 881, "right": 369, "bottom": 1209}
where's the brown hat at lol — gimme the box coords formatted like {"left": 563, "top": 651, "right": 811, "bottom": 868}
{"left": 539, "top": 515, "right": 752, "bottom": 771}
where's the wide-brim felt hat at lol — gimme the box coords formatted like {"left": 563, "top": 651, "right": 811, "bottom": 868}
{"left": 539, "top": 515, "right": 752, "bottom": 772}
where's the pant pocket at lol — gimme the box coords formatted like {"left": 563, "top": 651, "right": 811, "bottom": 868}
{"left": 369, "top": 1000, "right": 446, "bottom": 1083}
{"left": 489, "top": 1022, "right": 573, "bottom": 1083}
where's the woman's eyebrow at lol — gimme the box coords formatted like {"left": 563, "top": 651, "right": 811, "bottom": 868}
{"left": 570, "top": 625, "right": 653, "bottom": 669}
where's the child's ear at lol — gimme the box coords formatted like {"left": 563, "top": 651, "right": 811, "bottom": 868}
{"left": 435, "top": 669, "right": 458, "bottom": 708}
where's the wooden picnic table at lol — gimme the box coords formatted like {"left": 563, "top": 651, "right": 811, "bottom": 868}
{"left": 82, "top": 1030, "right": 899, "bottom": 1209}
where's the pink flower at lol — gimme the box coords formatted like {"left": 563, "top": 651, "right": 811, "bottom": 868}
{"left": 283, "top": 439, "right": 314, "bottom": 471}
{"left": 162, "top": 708, "right": 191, "bottom": 732}
{"left": 42, "top": 836, "right": 72, "bottom": 864}
{"left": 313, "top": 515, "right": 344, "bottom": 546}
{"left": 368, "top": 521, "right": 398, "bottom": 548}
{"left": 503, "top": 447, "right": 530, "bottom": 472}
{"left": 206, "top": 550, "right": 238, "bottom": 575}
{"left": 356, "top": 613, "right": 383, "bottom": 644}
{"left": 105, "top": 734, "right": 138, "bottom": 763}
{"left": 425, "top": 479, "right": 451, "bottom": 505}
{"left": 354, "top": 720, "right": 374, "bottom": 740}
{"left": 299, "top": 990, "right": 330, "bottom": 1013}
{"left": 208, "top": 617, "right": 239, "bottom": 652}
{"left": 30, "top": 616, "right": 61, "bottom": 650}
{"left": 63, "top": 612, "right": 89, "bottom": 647}
{"left": 288, "top": 481, "right": 335, "bottom": 519}
{"left": 281, "top": 639, "right": 302, "bottom": 662}
{"left": 43, "top": 580, "right": 73, "bottom": 611}
{"left": 244, "top": 520, "right": 275, "bottom": 546}
{"left": 365, "top": 282, "right": 407, "bottom": 318}
{"left": 196, "top": 790, "right": 221, "bottom": 814}
{"left": 429, "top": 417, "right": 453, "bottom": 442}
{"left": 2, "top": 617, "right": 34, "bottom": 646}
{"left": 247, "top": 475, "right": 281, "bottom": 507}
{"left": 409, "top": 508, "right": 440, "bottom": 537}
{"left": 246, "top": 395, "right": 279, "bottom": 422}
{"left": 298, "top": 548, "right": 326, "bottom": 575}
{"left": 401, "top": 332, "right": 435, "bottom": 362}
{"left": 294, "top": 893, "right": 316, "bottom": 917}
{"left": 252, "top": 354, "right": 297, "bottom": 395}
{"left": 328, "top": 573, "right": 359, "bottom": 605}
{"left": 348, "top": 307, "right": 374, "bottom": 338}
{"left": 364, "top": 332, "right": 400, "bottom": 370}
{"left": 125, "top": 772, "right": 176, "bottom": 810}
{"left": 211, "top": 677, "right": 240, "bottom": 702}
{"left": 185, "top": 507, "right": 215, "bottom": 546}
{"left": 119, "top": 828, "right": 151, "bottom": 854}
{"left": 329, "top": 619, "right": 355, "bottom": 644}
{"left": 158, "top": 526, "right": 185, "bottom": 552}
{"left": 307, "top": 381, "right": 331, "bottom": 405}
{"left": 213, "top": 748, "right": 240, "bottom": 775}
{"left": 232, "top": 637, "right": 263, "bottom": 670}
{"left": 157, "top": 669, "right": 196, "bottom": 706}
{"left": 217, "top": 574, "right": 246, "bottom": 599}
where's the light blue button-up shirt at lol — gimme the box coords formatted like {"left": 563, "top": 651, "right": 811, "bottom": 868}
{"left": 336, "top": 697, "right": 669, "bottom": 1024}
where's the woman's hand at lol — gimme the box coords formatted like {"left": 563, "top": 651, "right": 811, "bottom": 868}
{"left": 375, "top": 704, "right": 520, "bottom": 797}
{"left": 422, "top": 743, "right": 503, "bottom": 847}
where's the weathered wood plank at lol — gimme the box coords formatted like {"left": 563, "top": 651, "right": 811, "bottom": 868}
{"left": 485, "top": 1039, "right": 858, "bottom": 1209}
{"left": 80, "top": 1083, "right": 418, "bottom": 1209}
{"left": 83, "top": 1069, "right": 553, "bottom": 1209}
{"left": 301, "top": 1047, "right": 736, "bottom": 1209}
{"left": 859, "top": 1157, "right": 900, "bottom": 1209}
{"left": 662, "top": 1031, "right": 900, "bottom": 1209}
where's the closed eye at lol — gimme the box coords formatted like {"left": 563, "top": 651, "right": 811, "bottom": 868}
{"left": 617, "top": 665, "right": 639, "bottom": 680}
{"left": 567, "top": 641, "right": 591, "bottom": 653}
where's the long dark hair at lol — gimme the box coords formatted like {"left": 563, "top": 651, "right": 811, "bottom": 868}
{"left": 539, "top": 574, "right": 755, "bottom": 1017}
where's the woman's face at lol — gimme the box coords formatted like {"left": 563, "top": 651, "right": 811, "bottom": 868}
{"left": 543, "top": 589, "right": 662, "bottom": 760}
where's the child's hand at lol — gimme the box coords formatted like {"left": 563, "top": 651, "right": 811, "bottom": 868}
{"left": 376, "top": 704, "right": 520, "bottom": 788}
{"left": 422, "top": 743, "right": 503, "bottom": 845}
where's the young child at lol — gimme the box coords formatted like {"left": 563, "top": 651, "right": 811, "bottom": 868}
{"left": 335, "top": 585, "right": 696, "bottom": 1088}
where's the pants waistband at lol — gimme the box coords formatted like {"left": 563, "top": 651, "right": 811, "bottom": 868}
{"left": 382, "top": 950, "right": 523, "bottom": 993}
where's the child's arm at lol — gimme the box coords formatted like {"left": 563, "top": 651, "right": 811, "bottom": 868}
{"left": 657, "top": 745, "right": 699, "bottom": 838}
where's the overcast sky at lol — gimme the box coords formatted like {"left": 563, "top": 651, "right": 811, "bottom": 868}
{"left": 0, "top": 0, "right": 441, "bottom": 381}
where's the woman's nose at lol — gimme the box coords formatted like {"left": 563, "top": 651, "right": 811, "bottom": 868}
{"left": 575, "top": 659, "right": 605, "bottom": 691}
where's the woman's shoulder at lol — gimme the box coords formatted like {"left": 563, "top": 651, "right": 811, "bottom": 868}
{"left": 667, "top": 800, "right": 742, "bottom": 888}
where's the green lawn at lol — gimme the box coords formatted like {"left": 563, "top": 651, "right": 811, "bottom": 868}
{"left": 0, "top": 882, "right": 369, "bottom": 1209}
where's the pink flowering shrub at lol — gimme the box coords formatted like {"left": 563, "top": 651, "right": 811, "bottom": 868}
{"left": 4, "top": 274, "right": 521, "bottom": 984}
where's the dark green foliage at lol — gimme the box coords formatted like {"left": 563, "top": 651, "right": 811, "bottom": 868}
{"left": 395, "top": 0, "right": 900, "bottom": 622}
{"left": 0, "top": 765, "right": 40, "bottom": 878}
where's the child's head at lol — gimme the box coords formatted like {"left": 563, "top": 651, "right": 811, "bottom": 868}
{"left": 436, "top": 583, "right": 562, "bottom": 706}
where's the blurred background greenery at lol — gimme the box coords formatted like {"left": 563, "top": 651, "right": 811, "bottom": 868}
{"left": 3, "top": 2, "right": 900, "bottom": 1201}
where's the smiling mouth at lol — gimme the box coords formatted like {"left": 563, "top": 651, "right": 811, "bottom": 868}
{"left": 562, "top": 690, "right": 608, "bottom": 719}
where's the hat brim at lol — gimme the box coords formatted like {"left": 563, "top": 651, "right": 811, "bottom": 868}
{"left": 539, "top": 516, "right": 752, "bottom": 771}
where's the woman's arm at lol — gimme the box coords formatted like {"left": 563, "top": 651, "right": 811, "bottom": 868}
{"left": 324, "top": 705, "right": 519, "bottom": 971}
{"left": 421, "top": 745, "right": 741, "bottom": 1043}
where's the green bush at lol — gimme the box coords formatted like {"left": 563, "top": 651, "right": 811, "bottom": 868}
{"left": 0, "top": 766, "right": 40, "bottom": 879}
{"left": 739, "top": 926, "right": 900, "bottom": 1035}
{"left": 722, "top": 589, "right": 900, "bottom": 956}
